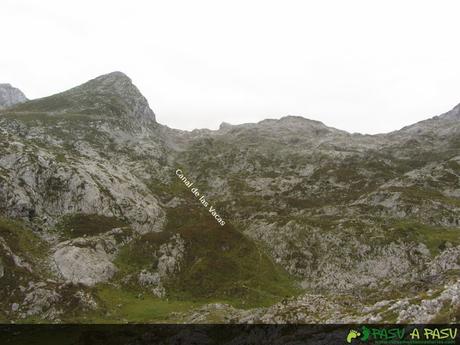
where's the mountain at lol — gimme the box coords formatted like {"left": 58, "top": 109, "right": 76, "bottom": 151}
{"left": 0, "top": 83, "right": 27, "bottom": 109}
{"left": 9, "top": 72, "right": 156, "bottom": 128}
{"left": 0, "top": 72, "right": 459, "bottom": 324}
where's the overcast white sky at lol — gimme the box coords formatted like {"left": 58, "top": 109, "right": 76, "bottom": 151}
{"left": 1, "top": 0, "right": 460, "bottom": 133}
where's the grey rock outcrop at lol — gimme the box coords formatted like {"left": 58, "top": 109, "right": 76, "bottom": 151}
{"left": 52, "top": 229, "right": 127, "bottom": 286}
{"left": 0, "top": 83, "right": 27, "bottom": 109}
{"left": 137, "top": 234, "right": 185, "bottom": 297}
{"left": 53, "top": 244, "right": 117, "bottom": 286}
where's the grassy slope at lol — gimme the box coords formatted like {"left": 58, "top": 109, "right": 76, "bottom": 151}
{"left": 55, "top": 213, "right": 129, "bottom": 239}
{"left": 0, "top": 218, "right": 51, "bottom": 320}
{"left": 164, "top": 204, "right": 300, "bottom": 308}
{"left": 77, "top": 286, "right": 199, "bottom": 323}
{"left": 389, "top": 219, "right": 460, "bottom": 256}
{"left": 84, "top": 177, "right": 300, "bottom": 322}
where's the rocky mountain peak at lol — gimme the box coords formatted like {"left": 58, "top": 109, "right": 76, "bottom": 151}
{"left": 84, "top": 71, "right": 134, "bottom": 92}
{"left": 69, "top": 71, "right": 156, "bottom": 124}
{"left": 5, "top": 72, "right": 156, "bottom": 127}
{"left": 0, "top": 83, "right": 27, "bottom": 109}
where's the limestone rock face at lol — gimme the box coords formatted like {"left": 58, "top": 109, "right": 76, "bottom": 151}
{"left": 53, "top": 245, "right": 117, "bottom": 286}
{"left": 53, "top": 237, "right": 118, "bottom": 287}
{"left": 0, "top": 146, "right": 164, "bottom": 233}
{"left": 0, "top": 83, "right": 27, "bottom": 109}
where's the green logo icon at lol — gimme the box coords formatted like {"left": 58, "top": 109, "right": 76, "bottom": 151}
{"left": 361, "top": 326, "right": 371, "bottom": 341}
{"left": 346, "top": 330, "right": 361, "bottom": 343}
{"left": 346, "top": 326, "right": 371, "bottom": 343}
{"left": 346, "top": 326, "right": 456, "bottom": 344}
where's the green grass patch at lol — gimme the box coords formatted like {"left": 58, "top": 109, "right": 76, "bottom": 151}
{"left": 388, "top": 186, "right": 460, "bottom": 208}
{"left": 113, "top": 193, "right": 300, "bottom": 311}
{"left": 56, "top": 213, "right": 129, "bottom": 239}
{"left": 0, "top": 217, "right": 49, "bottom": 262}
{"left": 164, "top": 203, "right": 300, "bottom": 308}
{"left": 390, "top": 220, "right": 460, "bottom": 256}
{"left": 84, "top": 285, "right": 198, "bottom": 323}
{"left": 0, "top": 217, "right": 52, "bottom": 319}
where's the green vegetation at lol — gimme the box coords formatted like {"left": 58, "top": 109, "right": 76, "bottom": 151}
{"left": 113, "top": 190, "right": 300, "bottom": 312}
{"left": 389, "top": 186, "right": 460, "bottom": 208}
{"left": 167, "top": 217, "right": 299, "bottom": 308}
{"left": 430, "top": 300, "right": 458, "bottom": 323}
{"left": 83, "top": 285, "right": 198, "bottom": 323}
{"left": 114, "top": 230, "right": 170, "bottom": 277}
{"left": 56, "top": 213, "right": 129, "bottom": 239}
{"left": 379, "top": 309, "right": 399, "bottom": 323}
{"left": 0, "top": 217, "right": 51, "bottom": 320}
{"left": 2, "top": 111, "right": 94, "bottom": 124}
{"left": 164, "top": 197, "right": 300, "bottom": 307}
{"left": 390, "top": 220, "right": 460, "bottom": 256}
{"left": 146, "top": 177, "right": 188, "bottom": 201}
{"left": 0, "top": 217, "right": 49, "bottom": 263}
